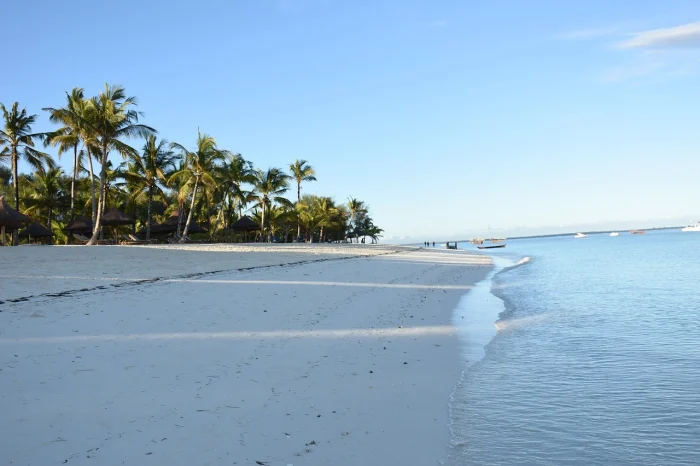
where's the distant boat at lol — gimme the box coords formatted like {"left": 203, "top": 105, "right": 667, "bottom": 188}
{"left": 610, "top": 232, "right": 620, "bottom": 237}
{"left": 478, "top": 244, "right": 506, "bottom": 249}
{"left": 681, "top": 222, "right": 700, "bottom": 232}
{"left": 488, "top": 238, "right": 506, "bottom": 243}
{"left": 630, "top": 229, "right": 646, "bottom": 235}
{"left": 574, "top": 232, "right": 587, "bottom": 238}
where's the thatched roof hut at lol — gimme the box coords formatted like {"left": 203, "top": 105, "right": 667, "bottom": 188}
{"left": 64, "top": 215, "right": 93, "bottom": 233}
{"left": 19, "top": 222, "right": 53, "bottom": 238}
{"left": 0, "top": 196, "right": 31, "bottom": 245}
{"left": 101, "top": 207, "right": 134, "bottom": 226}
{"left": 140, "top": 211, "right": 207, "bottom": 235}
{"left": 230, "top": 216, "right": 260, "bottom": 232}
{"left": 0, "top": 196, "right": 30, "bottom": 227}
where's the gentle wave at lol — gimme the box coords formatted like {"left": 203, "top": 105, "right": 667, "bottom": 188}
{"left": 445, "top": 230, "right": 700, "bottom": 465}
{"left": 494, "top": 312, "right": 554, "bottom": 332}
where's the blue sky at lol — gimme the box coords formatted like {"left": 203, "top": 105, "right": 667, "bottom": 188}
{"left": 2, "top": 0, "right": 700, "bottom": 239}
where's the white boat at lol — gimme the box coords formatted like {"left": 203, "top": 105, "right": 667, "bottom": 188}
{"left": 610, "top": 232, "right": 619, "bottom": 237}
{"left": 574, "top": 232, "right": 587, "bottom": 238}
{"left": 682, "top": 222, "right": 700, "bottom": 232}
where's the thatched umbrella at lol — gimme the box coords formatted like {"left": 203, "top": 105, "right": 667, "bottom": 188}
{"left": 230, "top": 216, "right": 260, "bottom": 232}
{"left": 162, "top": 211, "right": 182, "bottom": 227}
{"left": 183, "top": 221, "right": 206, "bottom": 234}
{"left": 64, "top": 215, "right": 94, "bottom": 237}
{"left": 163, "top": 211, "right": 207, "bottom": 234}
{"left": 19, "top": 222, "right": 53, "bottom": 243}
{"left": 0, "top": 196, "right": 31, "bottom": 246}
{"left": 101, "top": 207, "right": 135, "bottom": 244}
{"left": 139, "top": 212, "right": 206, "bottom": 236}
{"left": 101, "top": 207, "right": 134, "bottom": 226}
{"left": 230, "top": 215, "right": 260, "bottom": 242}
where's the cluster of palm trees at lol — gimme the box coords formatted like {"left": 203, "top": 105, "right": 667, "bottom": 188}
{"left": 0, "top": 85, "right": 383, "bottom": 246}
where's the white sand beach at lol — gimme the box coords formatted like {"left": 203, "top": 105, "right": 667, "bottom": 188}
{"left": 0, "top": 244, "right": 491, "bottom": 466}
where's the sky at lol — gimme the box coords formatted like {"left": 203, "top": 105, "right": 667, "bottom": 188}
{"left": 2, "top": 0, "right": 700, "bottom": 240}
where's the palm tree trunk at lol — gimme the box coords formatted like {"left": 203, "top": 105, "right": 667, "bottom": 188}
{"left": 86, "top": 147, "right": 96, "bottom": 225}
{"left": 320, "top": 226, "right": 324, "bottom": 243}
{"left": 177, "top": 204, "right": 182, "bottom": 238}
{"left": 88, "top": 150, "right": 108, "bottom": 245}
{"left": 47, "top": 208, "right": 53, "bottom": 245}
{"left": 70, "top": 144, "right": 77, "bottom": 221}
{"left": 296, "top": 183, "right": 301, "bottom": 240}
{"left": 11, "top": 145, "right": 19, "bottom": 246}
{"left": 180, "top": 177, "right": 198, "bottom": 242}
{"left": 260, "top": 200, "right": 266, "bottom": 243}
{"left": 211, "top": 193, "right": 226, "bottom": 239}
{"left": 11, "top": 145, "right": 19, "bottom": 211}
{"left": 146, "top": 186, "right": 153, "bottom": 241}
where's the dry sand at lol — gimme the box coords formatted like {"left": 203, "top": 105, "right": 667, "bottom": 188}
{"left": 0, "top": 244, "right": 491, "bottom": 465}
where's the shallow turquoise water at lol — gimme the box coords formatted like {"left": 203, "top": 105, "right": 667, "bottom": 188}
{"left": 445, "top": 230, "right": 700, "bottom": 465}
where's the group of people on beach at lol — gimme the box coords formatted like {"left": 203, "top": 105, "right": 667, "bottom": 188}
{"left": 423, "top": 241, "right": 435, "bottom": 247}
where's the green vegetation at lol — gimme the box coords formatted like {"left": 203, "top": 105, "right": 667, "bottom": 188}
{"left": 0, "top": 86, "right": 382, "bottom": 245}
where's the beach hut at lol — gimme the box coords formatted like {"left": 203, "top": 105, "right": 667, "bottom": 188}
{"left": 230, "top": 216, "right": 260, "bottom": 232}
{"left": 101, "top": 207, "right": 134, "bottom": 226}
{"left": 229, "top": 216, "right": 260, "bottom": 242}
{"left": 0, "top": 196, "right": 31, "bottom": 246}
{"left": 19, "top": 222, "right": 53, "bottom": 243}
{"left": 64, "top": 215, "right": 93, "bottom": 235}
{"left": 162, "top": 211, "right": 182, "bottom": 227}
{"left": 140, "top": 211, "right": 207, "bottom": 236}
{"left": 101, "top": 208, "right": 135, "bottom": 244}
{"left": 164, "top": 211, "right": 207, "bottom": 234}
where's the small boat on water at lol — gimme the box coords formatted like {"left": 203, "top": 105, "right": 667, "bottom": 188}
{"left": 574, "top": 232, "right": 587, "bottom": 239}
{"left": 681, "top": 222, "right": 700, "bottom": 232}
{"left": 630, "top": 229, "right": 646, "bottom": 235}
{"left": 610, "top": 232, "right": 620, "bottom": 237}
{"left": 478, "top": 244, "right": 506, "bottom": 249}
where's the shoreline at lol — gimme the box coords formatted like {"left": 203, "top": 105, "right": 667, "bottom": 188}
{"left": 443, "top": 255, "right": 516, "bottom": 465}
{"left": 0, "top": 245, "right": 491, "bottom": 465}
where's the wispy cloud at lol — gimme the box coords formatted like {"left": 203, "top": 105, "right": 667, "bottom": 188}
{"left": 428, "top": 20, "right": 447, "bottom": 28}
{"left": 562, "top": 20, "right": 700, "bottom": 81}
{"left": 617, "top": 21, "right": 700, "bottom": 49}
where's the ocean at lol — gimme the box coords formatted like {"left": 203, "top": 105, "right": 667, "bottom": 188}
{"left": 444, "top": 229, "right": 700, "bottom": 465}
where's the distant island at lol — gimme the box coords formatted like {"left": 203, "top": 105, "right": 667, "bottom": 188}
{"left": 457, "top": 226, "right": 683, "bottom": 242}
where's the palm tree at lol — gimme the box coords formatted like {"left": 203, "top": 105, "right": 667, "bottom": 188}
{"left": 25, "top": 167, "right": 66, "bottom": 245}
{"left": 73, "top": 97, "right": 100, "bottom": 224}
{"left": 167, "top": 159, "right": 191, "bottom": 238}
{"left": 252, "top": 168, "right": 291, "bottom": 242}
{"left": 266, "top": 203, "right": 296, "bottom": 242}
{"left": 0, "top": 102, "right": 52, "bottom": 244}
{"left": 0, "top": 166, "right": 11, "bottom": 192}
{"left": 346, "top": 197, "right": 368, "bottom": 242}
{"left": 86, "top": 84, "right": 155, "bottom": 245}
{"left": 123, "top": 136, "right": 176, "bottom": 240}
{"left": 315, "top": 196, "right": 336, "bottom": 243}
{"left": 43, "top": 88, "right": 87, "bottom": 221}
{"left": 169, "top": 131, "right": 226, "bottom": 242}
{"left": 212, "top": 153, "right": 254, "bottom": 234}
{"left": 289, "top": 159, "right": 316, "bottom": 240}
{"left": 364, "top": 220, "right": 384, "bottom": 244}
